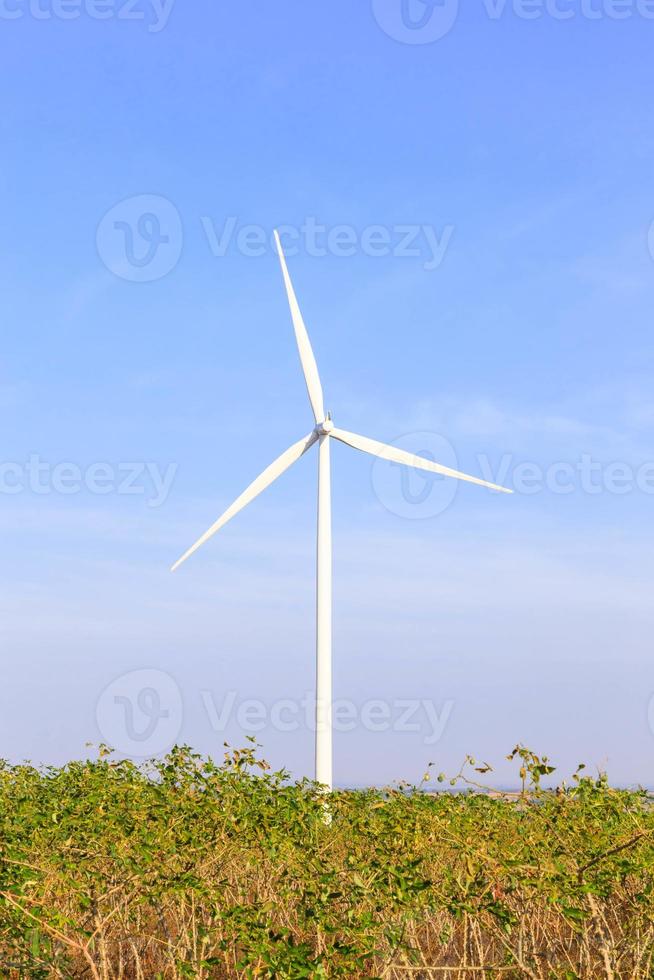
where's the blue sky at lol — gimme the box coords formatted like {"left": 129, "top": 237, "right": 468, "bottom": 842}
{"left": 1, "top": 0, "right": 654, "bottom": 786}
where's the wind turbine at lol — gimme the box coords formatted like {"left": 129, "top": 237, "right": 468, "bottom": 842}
{"left": 171, "top": 231, "right": 512, "bottom": 790}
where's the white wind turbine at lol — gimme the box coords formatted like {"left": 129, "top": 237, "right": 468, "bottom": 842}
{"left": 172, "top": 231, "right": 512, "bottom": 790}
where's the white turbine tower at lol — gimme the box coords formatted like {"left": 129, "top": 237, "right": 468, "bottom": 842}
{"left": 172, "top": 231, "right": 512, "bottom": 790}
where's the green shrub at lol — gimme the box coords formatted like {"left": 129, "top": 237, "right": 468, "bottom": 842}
{"left": 0, "top": 742, "right": 652, "bottom": 978}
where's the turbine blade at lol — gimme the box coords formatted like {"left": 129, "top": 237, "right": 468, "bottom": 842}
{"left": 274, "top": 230, "right": 325, "bottom": 423}
{"left": 171, "top": 431, "right": 319, "bottom": 572}
{"left": 330, "top": 427, "right": 513, "bottom": 494}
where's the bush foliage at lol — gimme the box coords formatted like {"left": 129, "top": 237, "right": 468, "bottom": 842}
{"left": 1, "top": 741, "right": 653, "bottom": 978}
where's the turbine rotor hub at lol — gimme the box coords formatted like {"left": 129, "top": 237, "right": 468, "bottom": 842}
{"left": 316, "top": 418, "right": 334, "bottom": 435}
